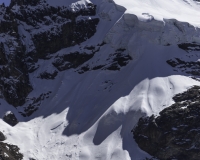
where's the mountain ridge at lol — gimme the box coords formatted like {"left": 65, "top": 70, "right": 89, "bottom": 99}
{"left": 0, "top": 0, "right": 200, "bottom": 159}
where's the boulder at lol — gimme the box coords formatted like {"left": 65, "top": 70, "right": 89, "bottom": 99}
{"left": 3, "top": 111, "right": 19, "bottom": 126}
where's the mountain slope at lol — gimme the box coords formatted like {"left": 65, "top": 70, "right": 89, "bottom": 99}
{"left": 0, "top": 0, "right": 200, "bottom": 159}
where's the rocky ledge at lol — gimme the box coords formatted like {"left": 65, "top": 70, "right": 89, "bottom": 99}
{"left": 133, "top": 86, "right": 200, "bottom": 160}
{"left": 167, "top": 58, "right": 200, "bottom": 77}
{"left": 0, "top": 131, "right": 23, "bottom": 160}
{"left": 0, "top": 142, "right": 23, "bottom": 160}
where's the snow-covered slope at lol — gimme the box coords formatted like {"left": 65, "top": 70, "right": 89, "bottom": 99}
{"left": 0, "top": 0, "right": 200, "bottom": 159}
{"left": 114, "top": 0, "right": 200, "bottom": 26}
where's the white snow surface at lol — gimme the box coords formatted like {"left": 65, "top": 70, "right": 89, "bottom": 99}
{"left": 1, "top": 0, "right": 200, "bottom": 160}
{"left": 114, "top": 0, "right": 200, "bottom": 26}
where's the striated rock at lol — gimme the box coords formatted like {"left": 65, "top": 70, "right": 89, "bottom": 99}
{"left": 3, "top": 111, "right": 19, "bottom": 126}
{"left": 133, "top": 86, "right": 200, "bottom": 160}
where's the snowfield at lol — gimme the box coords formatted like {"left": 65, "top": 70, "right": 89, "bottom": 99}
{"left": 114, "top": 0, "right": 200, "bottom": 26}
{"left": 1, "top": 0, "right": 200, "bottom": 159}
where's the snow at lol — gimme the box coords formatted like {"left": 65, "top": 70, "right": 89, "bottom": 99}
{"left": 1, "top": 0, "right": 200, "bottom": 160}
{"left": 5, "top": 111, "right": 12, "bottom": 116}
{"left": 4, "top": 152, "right": 9, "bottom": 157}
{"left": 114, "top": 0, "right": 200, "bottom": 27}
{"left": 47, "top": 0, "right": 91, "bottom": 7}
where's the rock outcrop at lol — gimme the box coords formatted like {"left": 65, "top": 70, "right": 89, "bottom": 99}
{"left": 0, "top": 130, "right": 23, "bottom": 159}
{"left": 0, "top": 131, "right": 6, "bottom": 141}
{"left": 0, "top": 142, "right": 23, "bottom": 160}
{"left": 3, "top": 111, "right": 18, "bottom": 126}
{"left": 133, "top": 86, "right": 200, "bottom": 160}
{"left": 167, "top": 57, "right": 200, "bottom": 78}
{"left": 0, "top": 3, "right": 32, "bottom": 107}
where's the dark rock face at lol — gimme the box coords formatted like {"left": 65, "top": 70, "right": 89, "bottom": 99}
{"left": 77, "top": 47, "right": 132, "bottom": 73}
{"left": 133, "top": 86, "right": 200, "bottom": 160}
{"left": 53, "top": 51, "right": 95, "bottom": 71}
{"left": 0, "top": 43, "right": 8, "bottom": 65}
{"left": 167, "top": 58, "right": 200, "bottom": 76}
{"left": 0, "top": 131, "right": 6, "bottom": 141}
{"left": 178, "top": 43, "right": 200, "bottom": 52}
{"left": 0, "top": 57, "right": 32, "bottom": 107}
{"left": 10, "top": 0, "right": 41, "bottom": 6}
{"left": 105, "top": 48, "right": 132, "bottom": 71}
{"left": 0, "top": 0, "right": 130, "bottom": 116}
{"left": 0, "top": 0, "right": 99, "bottom": 114}
{"left": 38, "top": 70, "right": 58, "bottom": 79}
{"left": 32, "top": 18, "right": 99, "bottom": 59}
{"left": 11, "top": 0, "right": 98, "bottom": 61}
{"left": 20, "top": 91, "right": 51, "bottom": 117}
{"left": 0, "top": 131, "right": 22, "bottom": 159}
{"left": 3, "top": 112, "right": 19, "bottom": 126}
{"left": 0, "top": 7, "right": 32, "bottom": 107}
{"left": 0, "top": 142, "right": 23, "bottom": 160}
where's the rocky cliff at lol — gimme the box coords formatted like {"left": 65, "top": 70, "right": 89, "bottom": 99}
{"left": 0, "top": 0, "right": 100, "bottom": 116}
{"left": 133, "top": 86, "right": 200, "bottom": 160}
